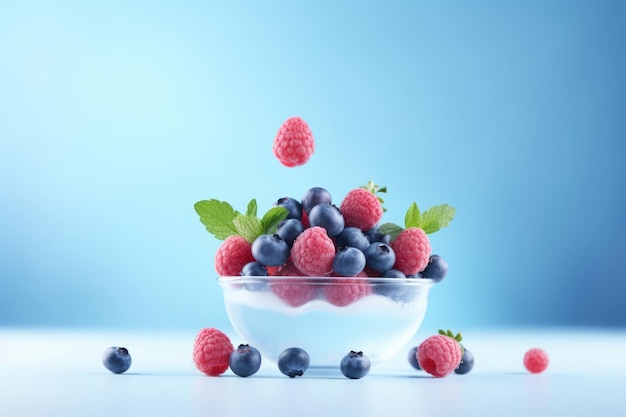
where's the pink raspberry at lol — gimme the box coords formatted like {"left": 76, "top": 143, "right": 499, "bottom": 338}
{"left": 192, "top": 328, "right": 233, "bottom": 376}
{"left": 291, "top": 226, "right": 336, "bottom": 276}
{"left": 273, "top": 116, "right": 315, "bottom": 167}
{"left": 417, "top": 334, "right": 463, "bottom": 378}
{"left": 214, "top": 235, "right": 255, "bottom": 277}
{"left": 524, "top": 348, "right": 549, "bottom": 373}
{"left": 321, "top": 276, "right": 372, "bottom": 307}
{"left": 340, "top": 188, "right": 383, "bottom": 231}
{"left": 270, "top": 262, "right": 318, "bottom": 307}
{"left": 390, "top": 227, "right": 432, "bottom": 275}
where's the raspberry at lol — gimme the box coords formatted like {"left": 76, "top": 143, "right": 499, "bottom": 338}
{"left": 291, "top": 226, "right": 336, "bottom": 276}
{"left": 273, "top": 116, "right": 315, "bottom": 167}
{"left": 340, "top": 188, "right": 383, "bottom": 231}
{"left": 321, "top": 276, "right": 372, "bottom": 307}
{"left": 270, "top": 261, "right": 318, "bottom": 307}
{"left": 192, "top": 328, "right": 234, "bottom": 376}
{"left": 417, "top": 333, "right": 462, "bottom": 378}
{"left": 524, "top": 348, "right": 549, "bottom": 373}
{"left": 390, "top": 227, "right": 432, "bottom": 275}
{"left": 214, "top": 235, "right": 255, "bottom": 277}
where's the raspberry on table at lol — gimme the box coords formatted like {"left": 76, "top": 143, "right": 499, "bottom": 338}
{"left": 214, "top": 235, "right": 255, "bottom": 277}
{"left": 390, "top": 227, "right": 432, "bottom": 275}
{"left": 417, "top": 333, "right": 462, "bottom": 378}
{"left": 524, "top": 348, "right": 549, "bottom": 373}
{"left": 340, "top": 187, "right": 383, "bottom": 231}
{"left": 192, "top": 328, "right": 234, "bottom": 376}
{"left": 273, "top": 116, "right": 315, "bottom": 167}
{"left": 291, "top": 226, "right": 336, "bottom": 276}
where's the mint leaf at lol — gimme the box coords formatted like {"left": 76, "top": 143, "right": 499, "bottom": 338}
{"left": 378, "top": 222, "right": 404, "bottom": 240}
{"left": 194, "top": 199, "right": 239, "bottom": 240}
{"left": 246, "top": 199, "right": 258, "bottom": 217}
{"left": 261, "top": 206, "right": 289, "bottom": 234}
{"left": 233, "top": 214, "right": 263, "bottom": 243}
{"left": 404, "top": 202, "right": 422, "bottom": 229}
{"left": 420, "top": 204, "right": 456, "bottom": 234}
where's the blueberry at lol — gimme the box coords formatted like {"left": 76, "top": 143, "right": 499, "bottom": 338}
{"left": 333, "top": 247, "right": 366, "bottom": 277}
{"left": 102, "top": 347, "right": 132, "bottom": 374}
{"left": 308, "top": 204, "right": 345, "bottom": 237}
{"left": 340, "top": 351, "right": 371, "bottom": 379}
{"left": 277, "top": 347, "right": 310, "bottom": 378}
{"left": 407, "top": 346, "right": 421, "bottom": 370}
{"left": 240, "top": 261, "right": 268, "bottom": 291}
{"left": 364, "top": 242, "right": 396, "bottom": 272}
{"left": 251, "top": 234, "right": 290, "bottom": 266}
{"left": 229, "top": 344, "right": 262, "bottom": 377}
{"left": 276, "top": 218, "right": 304, "bottom": 248}
{"left": 336, "top": 227, "right": 370, "bottom": 252}
{"left": 421, "top": 255, "right": 448, "bottom": 283}
{"left": 455, "top": 346, "right": 474, "bottom": 375}
{"left": 373, "top": 269, "right": 407, "bottom": 299}
{"left": 274, "top": 197, "right": 303, "bottom": 220}
{"left": 301, "top": 187, "right": 332, "bottom": 214}
{"left": 364, "top": 227, "right": 390, "bottom": 245}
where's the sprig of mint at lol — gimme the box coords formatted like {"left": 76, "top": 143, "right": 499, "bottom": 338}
{"left": 362, "top": 180, "right": 388, "bottom": 212}
{"left": 378, "top": 202, "right": 455, "bottom": 239}
{"left": 194, "top": 198, "right": 288, "bottom": 243}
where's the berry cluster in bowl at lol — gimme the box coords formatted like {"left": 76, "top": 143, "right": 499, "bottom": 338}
{"left": 194, "top": 180, "right": 455, "bottom": 308}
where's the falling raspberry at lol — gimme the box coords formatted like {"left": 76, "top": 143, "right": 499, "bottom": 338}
{"left": 273, "top": 116, "right": 315, "bottom": 167}
{"left": 524, "top": 348, "right": 549, "bottom": 374}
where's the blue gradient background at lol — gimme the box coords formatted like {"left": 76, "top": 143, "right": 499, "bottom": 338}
{"left": 1, "top": 1, "right": 624, "bottom": 331}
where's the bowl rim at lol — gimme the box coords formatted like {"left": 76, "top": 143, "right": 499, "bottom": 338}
{"left": 217, "top": 275, "right": 435, "bottom": 286}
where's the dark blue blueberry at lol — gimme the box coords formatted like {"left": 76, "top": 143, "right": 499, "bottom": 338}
{"left": 421, "top": 254, "right": 448, "bottom": 283}
{"left": 229, "top": 344, "right": 262, "bottom": 377}
{"left": 373, "top": 269, "right": 407, "bottom": 299}
{"left": 336, "top": 227, "right": 370, "bottom": 252}
{"left": 301, "top": 187, "right": 332, "bottom": 214}
{"left": 407, "top": 346, "right": 421, "bottom": 370}
{"left": 333, "top": 247, "right": 366, "bottom": 277}
{"left": 240, "top": 261, "right": 268, "bottom": 291}
{"left": 454, "top": 346, "right": 474, "bottom": 375}
{"left": 364, "top": 227, "right": 390, "bottom": 244}
{"left": 276, "top": 218, "right": 304, "bottom": 248}
{"left": 364, "top": 242, "right": 396, "bottom": 272}
{"left": 340, "top": 351, "right": 371, "bottom": 379}
{"left": 308, "top": 204, "right": 344, "bottom": 237}
{"left": 274, "top": 197, "right": 303, "bottom": 220}
{"left": 278, "top": 347, "right": 310, "bottom": 378}
{"left": 251, "top": 234, "right": 290, "bottom": 266}
{"left": 102, "top": 347, "right": 132, "bottom": 374}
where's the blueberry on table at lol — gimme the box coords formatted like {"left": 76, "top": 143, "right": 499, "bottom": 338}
{"left": 454, "top": 346, "right": 474, "bottom": 375}
{"left": 229, "top": 344, "right": 262, "bottom": 377}
{"left": 340, "top": 351, "right": 371, "bottom": 379}
{"left": 278, "top": 347, "right": 310, "bottom": 378}
{"left": 407, "top": 346, "right": 421, "bottom": 370}
{"left": 102, "top": 347, "right": 132, "bottom": 374}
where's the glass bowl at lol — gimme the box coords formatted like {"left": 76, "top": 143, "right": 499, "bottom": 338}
{"left": 217, "top": 275, "right": 434, "bottom": 369}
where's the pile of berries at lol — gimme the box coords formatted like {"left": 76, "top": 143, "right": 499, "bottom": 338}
{"left": 195, "top": 181, "right": 455, "bottom": 308}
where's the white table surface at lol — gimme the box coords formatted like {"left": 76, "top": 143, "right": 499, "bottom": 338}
{"left": 1, "top": 326, "right": 625, "bottom": 417}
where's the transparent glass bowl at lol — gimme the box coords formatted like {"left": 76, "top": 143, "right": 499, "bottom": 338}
{"left": 217, "top": 275, "right": 434, "bottom": 369}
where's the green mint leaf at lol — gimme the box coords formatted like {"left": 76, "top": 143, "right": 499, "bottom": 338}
{"left": 246, "top": 199, "right": 258, "bottom": 217}
{"left": 233, "top": 214, "right": 263, "bottom": 243}
{"left": 260, "top": 206, "right": 289, "bottom": 234}
{"left": 378, "top": 222, "right": 404, "bottom": 240}
{"left": 404, "top": 202, "right": 422, "bottom": 229}
{"left": 194, "top": 199, "right": 239, "bottom": 240}
{"left": 420, "top": 204, "right": 456, "bottom": 234}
